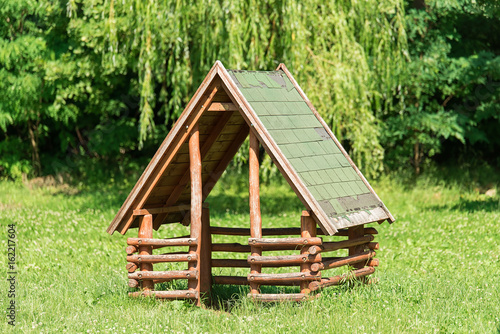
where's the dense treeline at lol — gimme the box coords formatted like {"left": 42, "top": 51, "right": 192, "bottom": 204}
{"left": 0, "top": 0, "right": 499, "bottom": 181}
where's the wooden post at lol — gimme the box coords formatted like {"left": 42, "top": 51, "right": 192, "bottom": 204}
{"left": 348, "top": 225, "right": 366, "bottom": 281}
{"left": 199, "top": 207, "right": 212, "bottom": 299}
{"left": 249, "top": 130, "right": 262, "bottom": 295}
{"left": 138, "top": 214, "right": 154, "bottom": 290}
{"left": 300, "top": 210, "right": 316, "bottom": 294}
{"left": 188, "top": 123, "right": 203, "bottom": 305}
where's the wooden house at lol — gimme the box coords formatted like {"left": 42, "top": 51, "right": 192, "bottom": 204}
{"left": 107, "top": 61, "right": 394, "bottom": 304}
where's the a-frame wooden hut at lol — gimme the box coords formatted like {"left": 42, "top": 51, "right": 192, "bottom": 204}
{"left": 107, "top": 61, "right": 394, "bottom": 304}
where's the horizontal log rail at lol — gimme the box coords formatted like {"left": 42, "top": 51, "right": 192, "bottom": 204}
{"left": 248, "top": 237, "right": 322, "bottom": 247}
{"left": 309, "top": 267, "right": 375, "bottom": 291}
{"left": 248, "top": 272, "right": 321, "bottom": 284}
{"left": 367, "top": 258, "right": 379, "bottom": 267}
{"left": 126, "top": 262, "right": 138, "bottom": 273}
{"left": 310, "top": 251, "right": 375, "bottom": 272}
{"left": 128, "top": 270, "right": 198, "bottom": 280}
{"left": 127, "top": 237, "right": 197, "bottom": 247}
{"left": 128, "top": 290, "right": 199, "bottom": 299}
{"left": 248, "top": 254, "right": 322, "bottom": 266}
{"left": 127, "top": 254, "right": 197, "bottom": 264}
{"left": 126, "top": 245, "right": 138, "bottom": 255}
{"left": 211, "top": 242, "right": 308, "bottom": 253}
{"left": 247, "top": 293, "right": 312, "bottom": 302}
{"left": 367, "top": 242, "right": 379, "bottom": 250}
{"left": 210, "top": 226, "right": 378, "bottom": 236}
{"left": 308, "top": 235, "right": 374, "bottom": 254}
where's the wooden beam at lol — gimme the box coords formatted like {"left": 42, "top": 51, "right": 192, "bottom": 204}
{"left": 138, "top": 214, "right": 154, "bottom": 290}
{"left": 199, "top": 208, "right": 212, "bottom": 300}
{"left": 249, "top": 130, "right": 262, "bottom": 296}
{"left": 208, "top": 102, "right": 238, "bottom": 111}
{"left": 349, "top": 226, "right": 366, "bottom": 271}
{"left": 188, "top": 123, "right": 202, "bottom": 305}
{"left": 300, "top": 210, "right": 316, "bottom": 294}
{"left": 153, "top": 111, "right": 234, "bottom": 228}
{"left": 110, "top": 79, "right": 221, "bottom": 235}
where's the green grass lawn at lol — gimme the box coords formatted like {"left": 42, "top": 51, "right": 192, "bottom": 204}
{"left": 0, "top": 173, "right": 499, "bottom": 333}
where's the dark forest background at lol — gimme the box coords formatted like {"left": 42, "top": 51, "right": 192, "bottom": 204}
{"left": 1, "top": 0, "right": 499, "bottom": 183}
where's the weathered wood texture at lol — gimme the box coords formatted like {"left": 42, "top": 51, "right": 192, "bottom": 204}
{"left": 249, "top": 130, "right": 262, "bottom": 295}
{"left": 249, "top": 237, "right": 322, "bottom": 247}
{"left": 128, "top": 270, "right": 198, "bottom": 280}
{"left": 210, "top": 226, "right": 376, "bottom": 236}
{"left": 307, "top": 235, "right": 374, "bottom": 254}
{"left": 188, "top": 124, "right": 202, "bottom": 305}
{"left": 138, "top": 214, "right": 154, "bottom": 290}
{"left": 248, "top": 272, "right": 321, "bottom": 284}
{"left": 349, "top": 226, "right": 366, "bottom": 274}
{"left": 127, "top": 254, "right": 197, "bottom": 263}
{"left": 310, "top": 251, "right": 376, "bottom": 272}
{"left": 300, "top": 210, "right": 316, "bottom": 294}
{"left": 127, "top": 237, "right": 197, "bottom": 247}
{"left": 212, "top": 242, "right": 310, "bottom": 253}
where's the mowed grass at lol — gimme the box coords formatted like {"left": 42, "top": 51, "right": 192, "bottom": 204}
{"left": 0, "top": 173, "right": 499, "bottom": 333}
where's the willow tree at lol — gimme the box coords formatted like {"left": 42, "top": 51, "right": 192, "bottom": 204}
{"left": 68, "top": 0, "right": 408, "bottom": 178}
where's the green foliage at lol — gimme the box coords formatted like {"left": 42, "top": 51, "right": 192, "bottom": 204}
{"left": 382, "top": 0, "right": 500, "bottom": 173}
{"left": 1, "top": 0, "right": 499, "bottom": 180}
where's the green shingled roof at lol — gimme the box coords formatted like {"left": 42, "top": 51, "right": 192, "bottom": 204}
{"left": 228, "top": 69, "right": 383, "bottom": 223}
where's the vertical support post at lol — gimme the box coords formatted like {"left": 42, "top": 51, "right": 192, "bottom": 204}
{"left": 348, "top": 225, "right": 366, "bottom": 273}
{"left": 300, "top": 210, "right": 316, "bottom": 294}
{"left": 188, "top": 123, "right": 203, "bottom": 304}
{"left": 199, "top": 207, "right": 212, "bottom": 299}
{"left": 249, "top": 130, "right": 262, "bottom": 295}
{"left": 138, "top": 214, "right": 154, "bottom": 290}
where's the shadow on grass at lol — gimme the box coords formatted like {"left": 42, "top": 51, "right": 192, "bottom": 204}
{"left": 429, "top": 196, "right": 500, "bottom": 213}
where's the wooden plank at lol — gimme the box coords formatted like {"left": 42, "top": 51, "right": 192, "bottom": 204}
{"left": 127, "top": 254, "right": 197, "bottom": 263}
{"left": 216, "top": 62, "right": 337, "bottom": 235}
{"left": 300, "top": 210, "right": 316, "bottom": 294}
{"left": 133, "top": 204, "right": 191, "bottom": 216}
{"left": 248, "top": 237, "right": 322, "bottom": 247}
{"left": 188, "top": 123, "right": 202, "bottom": 305}
{"left": 208, "top": 102, "right": 238, "bottom": 111}
{"left": 308, "top": 267, "right": 375, "bottom": 291}
{"left": 128, "top": 290, "right": 199, "bottom": 299}
{"left": 248, "top": 272, "right": 321, "bottom": 284}
{"left": 127, "top": 237, "right": 197, "bottom": 247}
{"left": 276, "top": 63, "right": 395, "bottom": 225}
{"left": 108, "top": 71, "right": 221, "bottom": 234}
{"left": 310, "top": 251, "right": 376, "bottom": 272}
{"left": 367, "top": 242, "right": 379, "bottom": 250}
{"left": 128, "top": 270, "right": 198, "bottom": 280}
{"left": 249, "top": 130, "right": 262, "bottom": 295}
{"left": 247, "top": 293, "right": 312, "bottom": 302}
{"left": 138, "top": 215, "right": 154, "bottom": 290}
{"left": 152, "top": 106, "right": 233, "bottom": 228}
{"left": 307, "top": 235, "right": 374, "bottom": 254}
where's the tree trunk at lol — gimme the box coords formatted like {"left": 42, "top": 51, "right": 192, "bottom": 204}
{"left": 28, "top": 118, "right": 41, "bottom": 176}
